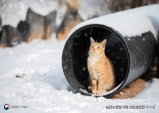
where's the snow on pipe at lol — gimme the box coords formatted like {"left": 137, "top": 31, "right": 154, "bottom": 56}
{"left": 62, "top": 5, "right": 159, "bottom": 97}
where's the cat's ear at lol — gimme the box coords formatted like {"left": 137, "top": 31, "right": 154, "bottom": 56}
{"left": 90, "top": 37, "right": 95, "bottom": 43}
{"left": 101, "top": 39, "right": 107, "bottom": 48}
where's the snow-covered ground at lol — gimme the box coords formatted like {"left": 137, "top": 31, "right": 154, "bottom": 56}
{"left": 0, "top": 35, "right": 159, "bottom": 113}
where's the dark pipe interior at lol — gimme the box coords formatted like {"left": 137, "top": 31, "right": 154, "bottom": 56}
{"left": 62, "top": 25, "right": 129, "bottom": 94}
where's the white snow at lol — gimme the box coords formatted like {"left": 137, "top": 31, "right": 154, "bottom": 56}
{"left": 0, "top": 0, "right": 58, "bottom": 28}
{"left": 70, "top": 4, "right": 159, "bottom": 39}
{"left": 0, "top": 0, "right": 108, "bottom": 28}
{"left": 79, "top": 0, "right": 108, "bottom": 20}
{"left": 55, "top": 1, "right": 68, "bottom": 28}
{"left": 0, "top": 35, "right": 159, "bottom": 113}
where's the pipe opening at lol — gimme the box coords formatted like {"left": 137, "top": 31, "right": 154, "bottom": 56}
{"left": 62, "top": 24, "right": 130, "bottom": 96}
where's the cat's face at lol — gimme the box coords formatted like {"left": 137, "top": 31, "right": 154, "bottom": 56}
{"left": 89, "top": 37, "right": 107, "bottom": 56}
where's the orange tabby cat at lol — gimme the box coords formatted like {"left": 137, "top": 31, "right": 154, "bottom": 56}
{"left": 87, "top": 37, "right": 115, "bottom": 94}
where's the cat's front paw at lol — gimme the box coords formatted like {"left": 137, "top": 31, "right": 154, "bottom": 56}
{"left": 97, "top": 90, "right": 107, "bottom": 94}
{"left": 88, "top": 86, "right": 97, "bottom": 94}
{"left": 92, "top": 90, "right": 97, "bottom": 94}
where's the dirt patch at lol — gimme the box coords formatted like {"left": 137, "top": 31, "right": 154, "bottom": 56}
{"left": 15, "top": 74, "right": 26, "bottom": 78}
{"left": 111, "top": 67, "right": 157, "bottom": 99}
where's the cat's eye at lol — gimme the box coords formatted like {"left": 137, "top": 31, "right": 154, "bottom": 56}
{"left": 97, "top": 47, "right": 99, "bottom": 49}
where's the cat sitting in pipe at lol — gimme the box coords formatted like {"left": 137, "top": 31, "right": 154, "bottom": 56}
{"left": 87, "top": 37, "right": 115, "bottom": 94}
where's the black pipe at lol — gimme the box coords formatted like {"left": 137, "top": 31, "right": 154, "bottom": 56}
{"left": 62, "top": 5, "right": 159, "bottom": 97}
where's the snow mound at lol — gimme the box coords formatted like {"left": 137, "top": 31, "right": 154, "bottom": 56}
{"left": 0, "top": 35, "right": 159, "bottom": 113}
{"left": 0, "top": 0, "right": 58, "bottom": 28}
